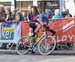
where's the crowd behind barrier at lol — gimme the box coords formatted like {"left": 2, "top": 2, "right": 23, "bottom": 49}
{"left": 0, "top": 4, "right": 74, "bottom": 49}
{"left": 0, "top": 18, "right": 75, "bottom": 49}
{"left": 0, "top": 4, "right": 73, "bottom": 22}
{"left": 0, "top": 17, "right": 75, "bottom": 41}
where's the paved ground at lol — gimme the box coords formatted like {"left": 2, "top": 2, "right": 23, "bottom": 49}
{"left": 0, "top": 45, "right": 75, "bottom": 62}
{"left": 0, "top": 49, "right": 75, "bottom": 62}
{"left": 0, "top": 54, "right": 75, "bottom": 62}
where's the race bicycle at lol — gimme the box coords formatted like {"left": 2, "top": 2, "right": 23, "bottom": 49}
{"left": 16, "top": 24, "right": 56, "bottom": 55}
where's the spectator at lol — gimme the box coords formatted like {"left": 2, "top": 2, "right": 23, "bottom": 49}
{"left": 62, "top": 11, "right": 67, "bottom": 18}
{"left": 37, "top": 7, "right": 43, "bottom": 14}
{"left": 62, "top": 9, "right": 72, "bottom": 18}
{"left": 5, "top": 8, "right": 11, "bottom": 20}
{"left": 15, "top": 9, "right": 24, "bottom": 22}
{"left": 11, "top": 9, "right": 17, "bottom": 22}
{"left": 10, "top": 9, "right": 20, "bottom": 26}
{"left": 28, "top": 5, "right": 32, "bottom": 13}
{"left": 0, "top": 4, "right": 7, "bottom": 49}
{"left": 11, "top": 9, "right": 24, "bottom": 23}
{"left": 52, "top": 9, "right": 63, "bottom": 19}
{"left": 27, "top": 5, "right": 33, "bottom": 21}
{"left": 5, "top": 8, "right": 13, "bottom": 27}
{"left": 23, "top": 11, "right": 29, "bottom": 21}
{"left": 65, "top": 9, "right": 72, "bottom": 17}
{"left": 5, "top": 8, "right": 20, "bottom": 49}
{"left": 0, "top": 4, "right": 6, "bottom": 22}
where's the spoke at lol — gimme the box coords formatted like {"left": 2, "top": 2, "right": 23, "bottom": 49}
{"left": 16, "top": 36, "right": 30, "bottom": 55}
{"left": 38, "top": 36, "right": 56, "bottom": 55}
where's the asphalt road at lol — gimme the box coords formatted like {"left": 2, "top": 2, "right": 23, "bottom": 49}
{"left": 0, "top": 54, "right": 75, "bottom": 62}
{"left": 0, "top": 49, "right": 75, "bottom": 62}
{"left": 0, "top": 45, "right": 75, "bottom": 62}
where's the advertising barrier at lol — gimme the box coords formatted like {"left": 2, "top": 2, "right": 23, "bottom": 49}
{"left": 0, "top": 18, "right": 75, "bottom": 44}
{"left": 21, "top": 18, "right": 75, "bottom": 43}
{"left": 49, "top": 18, "right": 75, "bottom": 43}
{"left": 0, "top": 23, "right": 21, "bottom": 44}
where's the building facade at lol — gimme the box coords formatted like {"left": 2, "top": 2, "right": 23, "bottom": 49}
{"left": 0, "top": 0, "right": 59, "bottom": 11}
{"left": 65, "top": 0, "right": 75, "bottom": 16}
{"left": 0, "top": 0, "right": 75, "bottom": 16}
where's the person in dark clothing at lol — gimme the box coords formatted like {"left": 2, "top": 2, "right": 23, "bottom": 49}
{"left": 0, "top": 4, "right": 6, "bottom": 22}
{"left": 28, "top": 6, "right": 41, "bottom": 37}
{"left": 62, "top": 9, "right": 72, "bottom": 18}
{"left": 23, "top": 11, "right": 29, "bottom": 21}
{"left": 5, "top": 8, "right": 13, "bottom": 27}
{"left": 0, "top": 4, "right": 7, "bottom": 49}
{"left": 15, "top": 10, "right": 24, "bottom": 22}
{"left": 27, "top": 5, "right": 33, "bottom": 21}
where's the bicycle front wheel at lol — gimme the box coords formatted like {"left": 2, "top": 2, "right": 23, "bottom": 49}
{"left": 16, "top": 36, "right": 30, "bottom": 55}
{"left": 38, "top": 36, "right": 56, "bottom": 55}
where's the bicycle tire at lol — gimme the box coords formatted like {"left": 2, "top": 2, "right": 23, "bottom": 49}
{"left": 38, "top": 36, "right": 56, "bottom": 55}
{"left": 16, "top": 36, "right": 30, "bottom": 55}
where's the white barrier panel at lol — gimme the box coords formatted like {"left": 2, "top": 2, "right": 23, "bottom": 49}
{"left": 0, "top": 23, "right": 21, "bottom": 44}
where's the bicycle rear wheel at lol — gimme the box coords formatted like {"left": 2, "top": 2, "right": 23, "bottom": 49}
{"left": 38, "top": 36, "right": 56, "bottom": 55}
{"left": 16, "top": 36, "right": 30, "bottom": 55}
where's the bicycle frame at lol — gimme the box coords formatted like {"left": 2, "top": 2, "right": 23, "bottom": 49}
{"left": 34, "top": 31, "right": 48, "bottom": 46}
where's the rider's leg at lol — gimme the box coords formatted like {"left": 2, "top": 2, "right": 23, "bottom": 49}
{"left": 28, "top": 28, "right": 33, "bottom": 36}
{"left": 49, "top": 29, "right": 56, "bottom": 35}
{"left": 29, "top": 23, "right": 36, "bottom": 36}
{"left": 44, "top": 24, "right": 56, "bottom": 35}
{"left": 35, "top": 23, "right": 42, "bottom": 33}
{"left": 33, "top": 23, "right": 42, "bottom": 37}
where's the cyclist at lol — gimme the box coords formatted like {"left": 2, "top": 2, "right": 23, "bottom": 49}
{"left": 28, "top": 7, "right": 56, "bottom": 53}
{"left": 28, "top": 6, "right": 42, "bottom": 37}
{"left": 38, "top": 9, "right": 56, "bottom": 35}
{"left": 28, "top": 6, "right": 56, "bottom": 37}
